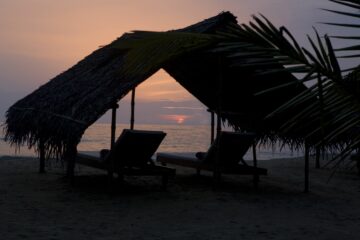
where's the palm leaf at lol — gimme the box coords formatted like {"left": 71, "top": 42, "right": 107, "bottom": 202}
{"left": 322, "top": 9, "right": 360, "bottom": 18}
{"left": 213, "top": 12, "right": 360, "bottom": 159}
{"left": 329, "top": 0, "right": 360, "bottom": 10}
{"left": 323, "top": 0, "right": 360, "bottom": 58}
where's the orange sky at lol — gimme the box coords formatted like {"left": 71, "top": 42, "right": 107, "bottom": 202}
{"left": 0, "top": 0, "right": 348, "bottom": 124}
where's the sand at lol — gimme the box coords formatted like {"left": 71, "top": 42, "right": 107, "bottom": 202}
{"left": 0, "top": 156, "right": 360, "bottom": 240}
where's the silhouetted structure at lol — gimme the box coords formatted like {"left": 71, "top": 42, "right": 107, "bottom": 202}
{"left": 4, "top": 12, "right": 306, "bottom": 177}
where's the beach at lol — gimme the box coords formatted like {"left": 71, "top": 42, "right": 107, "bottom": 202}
{"left": 0, "top": 156, "right": 359, "bottom": 240}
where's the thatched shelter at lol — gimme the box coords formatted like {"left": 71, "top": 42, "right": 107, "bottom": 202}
{"left": 5, "top": 12, "right": 307, "bottom": 161}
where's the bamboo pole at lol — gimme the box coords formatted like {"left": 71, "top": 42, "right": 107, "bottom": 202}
{"left": 110, "top": 104, "right": 118, "bottom": 150}
{"left": 252, "top": 141, "right": 259, "bottom": 188}
{"left": 252, "top": 142, "right": 258, "bottom": 167}
{"left": 130, "top": 88, "right": 136, "bottom": 130}
{"left": 211, "top": 112, "right": 215, "bottom": 143}
{"left": 216, "top": 113, "right": 222, "bottom": 138}
{"left": 213, "top": 111, "right": 222, "bottom": 184}
{"left": 109, "top": 103, "right": 118, "bottom": 182}
{"left": 214, "top": 57, "right": 223, "bottom": 184}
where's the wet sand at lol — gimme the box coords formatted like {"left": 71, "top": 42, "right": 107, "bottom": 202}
{"left": 0, "top": 156, "right": 359, "bottom": 240}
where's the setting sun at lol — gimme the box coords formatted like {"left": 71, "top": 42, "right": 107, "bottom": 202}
{"left": 161, "top": 114, "right": 190, "bottom": 124}
{"left": 176, "top": 116, "right": 185, "bottom": 124}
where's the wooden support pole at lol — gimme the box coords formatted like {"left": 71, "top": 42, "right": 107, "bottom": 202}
{"left": 210, "top": 110, "right": 215, "bottom": 144}
{"left": 216, "top": 56, "right": 223, "bottom": 138}
{"left": 109, "top": 103, "right": 118, "bottom": 183}
{"left": 216, "top": 112, "right": 222, "bottom": 137}
{"left": 213, "top": 112, "right": 222, "bottom": 183}
{"left": 39, "top": 139, "right": 46, "bottom": 174}
{"left": 213, "top": 57, "right": 223, "bottom": 185}
{"left": 252, "top": 141, "right": 259, "bottom": 188}
{"left": 315, "top": 147, "right": 321, "bottom": 169}
{"left": 130, "top": 88, "right": 136, "bottom": 130}
{"left": 110, "top": 104, "right": 118, "bottom": 150}
{"left": 304, "top": 143, "right": 310, "bottom": 193}
{"left": 252, "top": 142, "right": 258, "bottom": 168}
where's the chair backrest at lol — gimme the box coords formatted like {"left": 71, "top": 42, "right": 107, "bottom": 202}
{"left": 106, "top": 129, "right": 166, "bottom": 167}
{"left": 203, "top": 131, "right": 256, "bottom": 166}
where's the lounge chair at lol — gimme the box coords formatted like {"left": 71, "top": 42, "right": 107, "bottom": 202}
{"left": 156, "top": 131, "right": 267, "bottom": 186}
{"left": 76, "top": 129, "right": 175, "bottom": 188}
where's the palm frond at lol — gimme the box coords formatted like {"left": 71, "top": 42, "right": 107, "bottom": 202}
{"left": 322, "top": 9, "right": 360, "bottom": 18}
{"left": 329, "top": 0, "right": 360, "bottom": 10}
{"left": 323, "top": 0, "right": 360, "bottom": 57}
{"left": 212, "top": 13, "right": 360, "bottom": 159}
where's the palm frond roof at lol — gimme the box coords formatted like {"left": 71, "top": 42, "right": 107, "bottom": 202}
{"left": 4, "top": 11, "right": 306, "bottom": 156}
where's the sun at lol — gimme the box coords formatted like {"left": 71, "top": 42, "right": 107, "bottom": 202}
{"left": 161, "top": 114, "right": 190, "bottom": 124}
{"left": 176, "top": 116, "right": 185, "bottom": 124}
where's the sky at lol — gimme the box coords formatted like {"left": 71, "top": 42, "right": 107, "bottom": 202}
{"left": 0, "top": 0, "right": 354, "bottom": 125}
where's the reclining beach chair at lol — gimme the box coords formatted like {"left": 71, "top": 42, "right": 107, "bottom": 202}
{"left": 76, "top": 129, "right": 175, "bottom": 188}
{"left": 156, "top": 131, "right": 267, "bottom": 186}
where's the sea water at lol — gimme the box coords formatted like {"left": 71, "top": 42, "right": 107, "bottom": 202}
{"left": 0, "top": 123, "right": 304, "bottom": 159}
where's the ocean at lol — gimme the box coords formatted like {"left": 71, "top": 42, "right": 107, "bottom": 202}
{"left": 0, "top": 123, "right": 304, "bottom": 159}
